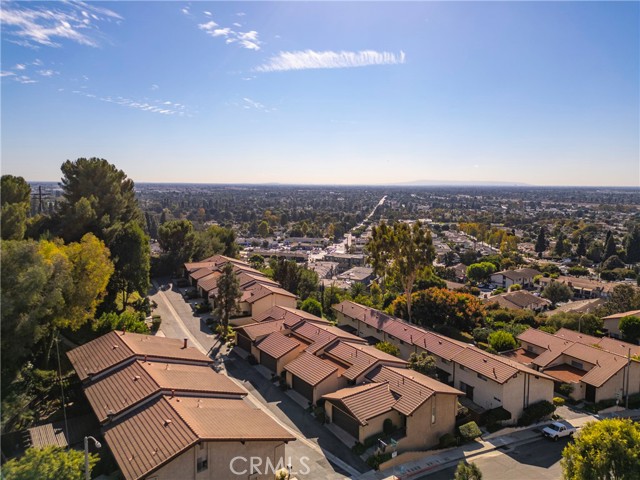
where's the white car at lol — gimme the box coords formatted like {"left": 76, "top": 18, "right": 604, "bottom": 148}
{"left": 542, "top": 421, "right": 576, "bottom": 441}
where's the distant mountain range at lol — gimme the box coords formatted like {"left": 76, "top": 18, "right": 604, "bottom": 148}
{"left": 392, "top": 179, "right": 531, "bottom": 186}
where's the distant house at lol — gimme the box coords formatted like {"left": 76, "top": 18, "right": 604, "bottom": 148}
{"left": 323, "top": 253, "right": 365, "bottom": 273}
{"left": 511, "top": 328, "right": 640, "bottom": 403}
{"left": 485, "top": 290, "right": 551, "bottom": 312}
{"left": 67, "top": 331, "right": 295, "bottom": 480}
{"left": 537, "top": 275, "right": 616, "bottom": 299}
{"left": 337, "top": 266, "right": 375, "bottom": 286}
{"left": 552, "top": 298, "right": 606, "bottom": 315}
{"left": 323, "top": 366, "right": 462, "bottom": 452}
{"left": 602, "top": 309, "right": 640, "bottom": 340}
{"left": 490, "top": 268, "right": 540, "bottom": 289}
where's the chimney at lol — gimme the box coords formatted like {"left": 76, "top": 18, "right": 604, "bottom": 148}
{"left": 171, "top": 389, "right": 175, "bottom": 398}
{"left": 183, "top": 338, "right": 188, "bottom": 349}
{"left": 122, "top": 327, "right": 126, "bottom": 335}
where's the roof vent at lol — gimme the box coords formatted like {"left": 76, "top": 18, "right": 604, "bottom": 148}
{"left": 112, "top": 345, "right": 119, "bottom": 349}
{"left": 483, "top": 358, "right": 488, "bottom": 363}
{"left": 164, "top": 419, "right": 172, "bottom": 427}
{"left": 133, "top": 375, "right": 140, "bottom": 381}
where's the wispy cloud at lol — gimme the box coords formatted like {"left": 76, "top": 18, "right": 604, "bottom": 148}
{"left": 38, "top": 69, "right": 58, "bottom": 77}
{"left": 240, "top": 97, "right": 275, "bottom": 113}
{"left": 181, "top": 6, "right": 191, "bottom": 16}
{"left": 14, "top": 64, "right": 26, "bottom": 70}
{"left": 203, "top": 11, "right": 212, "bottom": 17}
{"left": 197, "top": 15, "right": 262, "bottom": 50}
{"left": 71, "top": 89, "right": 190, "bottom": 117}
{"left": 255, "top": 50, "right": 406, "bottom": 72}
{"left": 1, "top": 72, "right": 16, "bottom": 78}
{"left": 1, "top": 1, "right": 122, "bottom": 48}
{"left": 15, "top": 75, "right": 37, "bottom": 84}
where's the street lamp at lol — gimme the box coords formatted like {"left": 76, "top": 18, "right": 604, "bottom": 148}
{"left": 84, "top": 436, "right": 101, "bottom": 480}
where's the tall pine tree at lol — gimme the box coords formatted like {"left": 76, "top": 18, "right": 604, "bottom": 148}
{"left": 603, "top": 230, "right": 618, "bottom": 261}
{"left": 624, "top": 225, "right": 640, "bottom": 263}
{"left": 535, "top": 227, "right": 547, "bottom": 258}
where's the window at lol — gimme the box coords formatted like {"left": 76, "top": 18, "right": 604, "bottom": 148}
{"left": 526, "top": 345, "right": 534, "bottom": 353}
{"left": 388, "top": 335, "right": 395, "bottom": 340}
{"left": 400, "top": 340, "right": 404, "bottom": 345}
{"left": 459, "top": 365, "right": 466, "bottom": 371}
{"left": 570, "top": 360, "right": 584, "bottom": 370}
{"left": 477, "top": 373, "right": 487, "bottom": 381}
{"left": 376, "top": 329, "right": 381, "bottom": 333}
{"left": 197, "top": 459, "right": 208, "bottom": 473}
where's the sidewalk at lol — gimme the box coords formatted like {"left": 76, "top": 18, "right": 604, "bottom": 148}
{"left": 360, "top": 408, "right": 640, "bottom": 480}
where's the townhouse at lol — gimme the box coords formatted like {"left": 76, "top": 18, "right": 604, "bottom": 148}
{"left": 512, "top": 328, "right": 640, "bottom": 403}
{"left": 485, "top": 290, "right": 551, "bottom": 312}
{"left": 67, "top": 331, "right": 295, "bottom": 480}
{"left": 537, "top": 275, "right": 616, "bottom": 299}
{"left": 333, "top": 301, "right": 555, "bottom": 422}
{"left": 602, "top": 309, "right": 640, "bottom": 340}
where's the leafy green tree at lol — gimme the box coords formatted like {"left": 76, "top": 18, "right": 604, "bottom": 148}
{"left": 619, "top": 315, "right": 640, "bottom": 343}
{"left": 158, "top": 219, "right": 196, "bottom": 267}
{"left": 367, "top": 221, "right": 435, "bottom": 321}
{"left": 535, "top": 227, "right": 548, "bottom": 258}
{"left": 466, "top": 262, "right": 497, "bottom": 284}
{"left": 2, "top": 446, "right": 98, "bottom": 480}
{"left": 554, "top": 231, "right": 569, "bottom": 257}
{"left": 107, "top": 222, "right": 150, "bottom": 309}
{"left": 258, "top": 220, "right": 269, "bottom": 237}
{"left": 561, "top": 418, "right": 640, "bottom": 480}
{"left": 542, "top": 281, "right": 572, "bottom": 306}
{"left": 300, "top": 298, "right": 322, "bottom": 317}
{"left": 391, "top": 287, "right": 485, "bottom": 332}
{"left": 213, "top": 263, "right": 241, "bottom": 340}
{"left": 350, "top": 282, "right": 367, "bottom": 298}
{"left": 322, "top": 283, "right": 341, "bottom": 319}
{"left": 93, "top": 311, "right": 149, "bottom": 334}
{"left": 249, "top": 254, "right": 265, "bottom": 270}
{"left": 455, "top": 461, "right": 483, "bottom": 480}
{"left": 375, "top": 341, "right": 400, "bottom": 357}
{"left": 57, "top": 158, "right": 142, "bottom": 242}
{"left": 193, "top": 225, "right": 239, "bottom": 260}
{"left": 587, "top": 241, "right": 604, "bottom": 263}
{"left": 1, "top": 175, "right": 31, "bottom": 240}
{"left": 602, "top": 255, "right": 626, "bottom": 271}
{"left": 599, "top": 285, "right": 640, "bottom": 316}
{"left": 488, "top": 330, "right": 517, "bottom": 352}
{"left": 603, "top": 231, "right": 618, "bottom": 261}
{"left": 545, "top": 312, "right": 602, "bottom": 336}
{"left": 370, "top": 281, "right": 383, "bottom": 309}
{"left": 625, "top": 225, "right": 640, "bottom": 264}
{"left": 408, "top": 352, "right": 436, "bottom": 377}
{"left": 576, "top": 235, "right": 587, "bottom": 258}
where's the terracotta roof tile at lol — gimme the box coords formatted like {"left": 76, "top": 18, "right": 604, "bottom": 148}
{"left": 141, "top": 362, "right": 246, "bottom": 396}
{"left": 555, "top": 328, "right": 640, "bottom": 357}
{"left": 252, "top": 306, "right": 328, "bottom": 326}
{"left": 453, "top": 347, "right": 554, "bottom": 384}
{"left": 67, "top": 331, "right": 134, "bottom": 381}
{"left": 118, "top": 332, "right": 211, "bottom": 364}
{"left": 284, "top": 352, "right": 338, "bottom": 386}
{"left": 236, "top": 319, "right": 287, "bottom": 341}
{"left": 602, "top": 309, "right": 640, "bottom": 321}
{"left": 167, "top": 397, "right": 295, "bottom": 442}
{"left": 103, "top": 396, "right": 198, "bottom": 480}
{"left": 366, "top": 366, "right": 462, "bottom": 416}
{"left": 256, "top": 332, "right": 301, "bottom": 359}
{"left": 323, "top": 383, "right": 396, "bottom": 425}
{"left": 323, "top": 341, "right": 407, "bottom": 381}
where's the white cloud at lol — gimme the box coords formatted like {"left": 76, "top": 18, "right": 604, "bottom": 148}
{"left": 255, "top": 50, "right": 406, "bottom": 72}
{"left": 233, "top": 22, "right": 242, "bottom": 27}
{"left": 198, "top": 21, "right": 218, "bottom": 31}
{"left": 196, "top": 14, "right": 261, "bottom": 50}
{"left": 181, "top": 6, "right": 191, "bottom": 16}
{"left": 203, "top": 11, "right": 212, "bottom": 17}
{"left": 151, "top": 84, "right": 159, "bottom": 91}
{"left": 236, "top": 12, "right": 246, "bottom": 17}
{"left": 2, "top": 1, "right": 122, "bottom": 48}
{"left": 14, "top": 64, "right": 26, "bottom": 70}
{"left": 1, "top": 71, "right": 16, "bottom": 77}
{"left": 15, "top": 75, "right": 37, "bottom": 84}
{"left": 38, "top": 69, "right": 58, "bottom": 77}
{"left": 70, "top": 89, "right": 190, "bottom": 116}
{"left": 241, "top": 97, "right": 275, "bottom": 113}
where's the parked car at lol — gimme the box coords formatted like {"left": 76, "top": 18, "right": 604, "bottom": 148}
{"left": 542, "top": 421, "right": 576, "bottom": 441}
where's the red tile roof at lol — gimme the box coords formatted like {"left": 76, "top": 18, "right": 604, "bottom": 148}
{"left": 236, "top": 319, "right": 287, "bottom": 341}
{"left": 367, "top": 366, "right": 462, "bottom": 416}
{"left": 256, "top": 332, "right": 301, "bottom": 359}
{"left": 323, "top": 341, "right": 407, "bottom": 381}
{"left": 323, "top": 383, "right": 396, "bottom": 425}
{"left": 252, "top": 305, "right": 328, "bottom": 326}
{"left": 284, "top": 352, "right": 339, "bottom": 386}
{"left": 67, "top": 331, "right": 212, "bottom": 382}
{"left": 244, "top": 283, "right": 297, "bottom": 304}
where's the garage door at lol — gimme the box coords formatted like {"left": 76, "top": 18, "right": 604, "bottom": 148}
{"left": 331, "top": 405, "right": 360, "bottom": 439}
{"left": 237, "top": 333, "right": 252, "bottom": 352}
{"left": 261, "top": 352, "right": 278, "bottom": 372}
{"left": 292, "top": 375, "right": 314, "bottom": 403}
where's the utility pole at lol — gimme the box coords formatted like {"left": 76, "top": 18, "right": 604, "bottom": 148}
{"left": 625, "top": 348, "right": 631, "bottom": 409}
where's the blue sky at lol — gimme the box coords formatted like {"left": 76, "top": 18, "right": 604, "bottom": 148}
{"left": 2, "top": 1, "right": 639, "bottom": 186}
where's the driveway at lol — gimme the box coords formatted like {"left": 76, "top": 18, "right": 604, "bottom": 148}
{"left": 149, "top": 277, "right": 368, "bottom": 479}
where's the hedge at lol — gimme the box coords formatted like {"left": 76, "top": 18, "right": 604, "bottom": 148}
{"left": 458, "top": 421, "right": 482, "bottom": 442}
{"left": 518, "top": 400, "right": 555, "bottom": 426}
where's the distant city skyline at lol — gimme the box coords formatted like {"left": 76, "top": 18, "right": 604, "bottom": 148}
{"left": 2, "top": 1, "right": 639, "bottom": 186}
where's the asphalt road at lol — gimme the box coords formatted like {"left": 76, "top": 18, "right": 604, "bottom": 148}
{"left": 419, "top": 436, "right": 570, "bottom": 480}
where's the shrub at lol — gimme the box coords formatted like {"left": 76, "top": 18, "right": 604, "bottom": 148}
{"left": 366, "top": 453, "right": 392, "bottom": 470}
{"left": 439, "top": 433, "right": 457, "bottom": 448}
{"left": 375, "top": 341, "right": 400, "bottom": 357}
{"left": 509, "top": 284, "right": 522, "bottom": 291}
{"left": 558, "top": 383, "right": 574, "bottom": 397}
{"left": 352, "top": 442, "right": 366, "bottom": 455}
{"left": 458, "top": 421, "right": 482, "bottom": 442}
{"left": 151, "top": 315, "right": 162, "bottom": 330}
{"left": 518, "top": 400, "right": 555, "bottom": 426}
{"left": 553, "top": 397, "right": 566, "bottom": 407}
{"left": 488, "top": 330, "right": 517, "bottom": 352}
{"left": 383, "top": 418, "right": 394, "bottom": 435}
{"left": 472, "top": 327, "right": 492, "bottom": 344}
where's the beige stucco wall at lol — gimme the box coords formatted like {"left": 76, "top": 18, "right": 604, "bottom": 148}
{"left": 359, "top": 410, "right": 403, "bottom": 444}
{"left": 501, "top": 373, "right": 554, "bottom": 422}
{"left": 594, "top": 361, "right": 640, "bottom": 403}
{"left": 313, "top": 373, "right": 349, "bottom": 405}
{"left": 252, "top": 294, "right": 297, "bottom": 318}
{"left": 400, "top": 393, "right": 458, "bottom": 451}
{"left": 453, "top": 365, "right": 506, "bottom": 412}
{"left": 603, "top": 318, "right": 622, "bottom": 338}
{"left": 275, "top": 348, "right": 302, "bottom": 376}
{"left": 148, "top": 440, "right": 288, "bottom": 480}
